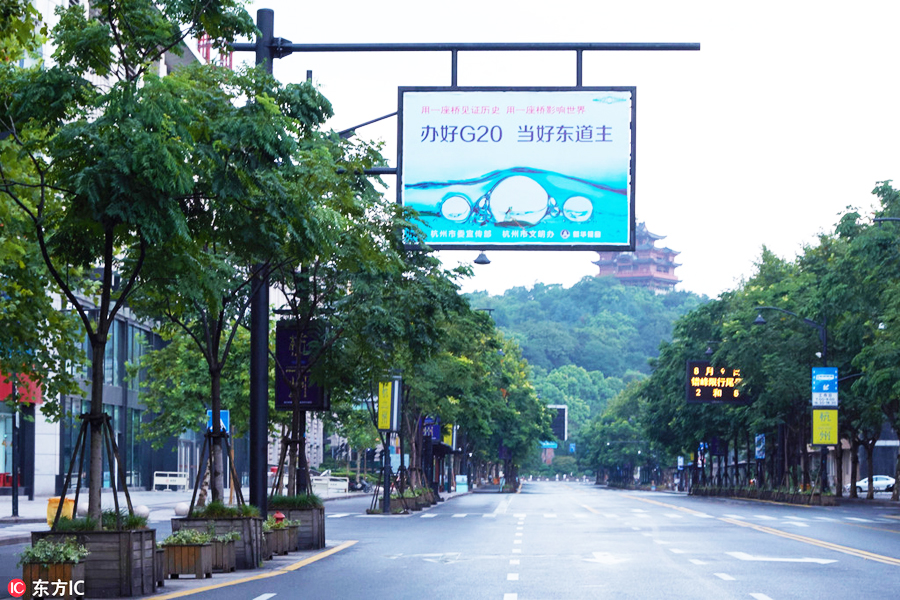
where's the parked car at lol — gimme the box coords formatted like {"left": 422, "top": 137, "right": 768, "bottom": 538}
{"left": 845, "top": 475, "right": 895, "bottom": 493}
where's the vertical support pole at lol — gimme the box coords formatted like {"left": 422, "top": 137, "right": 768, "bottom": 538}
{"left": 382, "top": 438, "right": 391, "bottom": 515}
{"left": 11, "top": 375, "right": 18, "bottom": 517}
{"left": 451, "top": 49, "right": 458, "bottom": 87}
{"left": 576, "top": 49, "right": 583, "bottom": 87}
{"left": 249, "top": 8, "right": 274, "bottom": 516}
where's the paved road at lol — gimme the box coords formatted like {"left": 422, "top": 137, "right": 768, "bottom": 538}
{"left": 145, "top": 481, "right": 900, "bottom": 600}
{"left": 2, "top": 483, "right": 898, "bottom": 599}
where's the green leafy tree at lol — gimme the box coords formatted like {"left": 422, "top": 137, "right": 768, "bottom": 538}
{"left": 0, "top": 0, "right": 257, "bottom": 522}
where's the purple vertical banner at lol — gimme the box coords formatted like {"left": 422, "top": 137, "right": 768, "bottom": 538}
{"left": 275, "top": 320, "right": 328, "bottom": 411}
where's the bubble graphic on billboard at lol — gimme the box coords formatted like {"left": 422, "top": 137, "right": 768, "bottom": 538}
{"left": 399, "top": 87, "right": 635, "bottom": 250}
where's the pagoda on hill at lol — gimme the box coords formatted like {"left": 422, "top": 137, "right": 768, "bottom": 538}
{"left": 593, "top": 222, "right": 680, "bottom": 292}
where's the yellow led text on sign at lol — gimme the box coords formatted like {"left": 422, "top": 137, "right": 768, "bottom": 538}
{"left": 812, "top": 409, "right": 838, "bottom": 445}
{"left": 686, "top": 361, "right": 745, "bottom": 403}
{"left": 377, "top": 382, "right": 392, "bottom": 430}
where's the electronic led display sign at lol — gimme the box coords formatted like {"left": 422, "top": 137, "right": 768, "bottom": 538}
{"left": 398, "top": 87, "right": 636, "bottom": 251}
{"left": 686, "top": 360, "right": 746, "bottom": 404}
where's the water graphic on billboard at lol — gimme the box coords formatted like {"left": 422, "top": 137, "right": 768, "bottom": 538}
{"left": 399, "top": 88, "right": 635, "bottom": 250}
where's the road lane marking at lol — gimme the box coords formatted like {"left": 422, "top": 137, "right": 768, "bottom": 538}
{"left": 754, "top": 515, "right": 778, "bottom": 520}
{"left": 750, "top": 594, "right": 774, "bottom": 600}
{"left": 421, "top": 514, "right": 437, "bottom": 518}
{"left": 585, "top": 552, "right": 628, "bottom": 564}
{"left": 515, "top": 532, "right": 523, "bottom": 536}
{"left": 628, "top": 495, "right": 900, "bottom": 566}
{"left": 452, "top": 514, "right": 467, "bottom": 518}
{"left": 327, "top": 513, "right": 350, "bottom": 518}
{"left": 514, "top": 513, "right": 527, "bottom": 518}
{"left": 544, "top": 514, "right": 558, "bottom": 518}
{"left": 510, "top": 559, "right": 520, "bottom": 565}
{"left": 512, "top": 549, "right": 522, "bottom": 553}
{"left": 689, "top": 559, "right": 707, "bottom": 565}
{"left": 252, "top": 595, "right": 277, "bottom": 600}
{"left": 504, "top": 594, "right": 518, "bottom": 600}
{"left": 150, "top": 541, "right": 358, "bottom": 599}
{"left": 720, "top": 518, "right": 900, "bottom": 566}
{"left": 727, "top": 551, "right": 836, "bottom": 564}
{"left": 846, "top": 517, "right": 874, "bottom": 522}
{"left": 507, "top": 573, "right": 519, "bottom": 581}
{"left": 714, "top": 573, "right": 735, "bottom": 581}
{"left": 514, "top": 540, "right": 522, "bottom": 544}
{"left": 669, "top": 549, "right": 685, "bottom": 554}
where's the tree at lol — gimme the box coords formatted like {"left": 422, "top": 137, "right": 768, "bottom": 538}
{"left": 0, "top": 0, "right": 257, "bottom": 522}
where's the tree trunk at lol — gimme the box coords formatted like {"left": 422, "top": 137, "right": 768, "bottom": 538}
{"left": 893, "top": 447, "right": 900, "bottom": 502}
{"left": 88, "top": 336, "right": 107, "bottom": 526}
{"left": 287, "top": 410, "right": 298, "bottom": 497}
{"left": 864, "top": 442, "right": 876, "bottom": 500}
{"left": 849, "top": 439, "right": 860, "bottom": 498}
{"left": 197, "top": 458, "right": 211, "bottom": 507}
{"left": 210, "top": 370, "right": 225, "bottom": 503}
{"left": 834, "top": 442, "right": 844, "bottom": 497}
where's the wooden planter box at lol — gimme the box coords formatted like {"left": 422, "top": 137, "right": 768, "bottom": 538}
{"left": 164, "top": 544, "right": 212, "bottom": 579}
{"left": 261, "top": 531, "right": 274, "bottom": 561}
{"left": 22, "top": 561, "right": 85, "bottom": 599}
{"left": 212, "top": 539, "right": 236, "bottom": 572}
{"left": 172, "top": 517, "right": 262, "bottom": 570}
{"left": 285, "top": 525, "right": 300, "bottom": 552}
{"left": 32, "top": 529, "right": 156, "bottom": 598}
{"left": 267, "top": 508, "right": 325, "bottom": 550}
{"left": 273, "top": 528, "right": 291, "bottom": 555}
{"left": 154, "top": 548, "right": 165, "bottom": 587}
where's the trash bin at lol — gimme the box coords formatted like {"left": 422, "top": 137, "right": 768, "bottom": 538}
{"left": 46, "top": 497, "right": 75, "bottom": 526}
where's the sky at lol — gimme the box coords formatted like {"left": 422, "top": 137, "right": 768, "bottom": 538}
{"left": 241, "top": 0, "right": 900, "bottom": 300}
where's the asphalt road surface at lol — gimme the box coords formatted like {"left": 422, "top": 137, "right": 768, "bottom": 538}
{"left": 159, "top": 481, "right": 900, "bottom": 600}
{"left": 3, "top": 482, "right": 898, "bottom": 599}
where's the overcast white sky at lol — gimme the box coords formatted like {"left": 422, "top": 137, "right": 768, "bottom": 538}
{"left": 242, "top": 0, "right": 900, "bottom": 299}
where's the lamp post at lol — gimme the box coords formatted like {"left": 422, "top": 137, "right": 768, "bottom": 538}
{"left": 752, "top": 306, "right": 830, "bottom": 493}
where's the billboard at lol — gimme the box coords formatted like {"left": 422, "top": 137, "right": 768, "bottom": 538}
{"left": 686, "top": 360, "right": 747, "bottom": 404}
{"left": 377, "top": 375, "right": 402, "bottom": 432}
{"left": 547, "top": 404, "right": 568, "bottom": 441}
{"left": 274, "top": 321, "right": 328, "bottom": 411}
{"left": 398, "top": 87, "right": 636, "bottom": 251}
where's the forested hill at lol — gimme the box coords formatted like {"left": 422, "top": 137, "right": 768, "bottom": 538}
{"left": 467, "top": 276, "right": 705, "bottom": 434}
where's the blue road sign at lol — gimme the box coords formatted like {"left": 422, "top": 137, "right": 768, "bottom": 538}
{"left": 811, "top": 367, "right": 838, "bottom": 406}
{"left": 207, "top": 409, "right": 229, "bottom": 433}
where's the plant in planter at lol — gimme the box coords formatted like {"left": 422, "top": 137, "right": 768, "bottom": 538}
{"left": 159, "top": 529, "right": 213, "bottom": 580}
{"left": 33, "top": 510, "right": 156, "bottom": 598}
{"left": 172, "top": 501, "right": 263, "bottom": 570}
{"left": 209, "top": 529, "right": 239, "bottom": 573}
{"left": 18, "top": 537, "right": 89, "bottom": 600}
{"left": 267, "top": 494, "right": 325, "bottom": 550}
{"left": 263, "top": 517, "right": 291, "bottom": 556}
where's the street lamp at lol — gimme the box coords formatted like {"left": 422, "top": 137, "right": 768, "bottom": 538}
{"left": 752, "top": 306, "right": 830, "bottom": 492}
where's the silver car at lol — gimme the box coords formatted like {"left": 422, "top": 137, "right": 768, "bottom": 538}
{"left": 848, "top": 475, "right": 895, "bottom": 493}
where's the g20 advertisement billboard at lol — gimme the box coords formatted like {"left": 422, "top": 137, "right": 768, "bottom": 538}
{"left": 398, "top": 87, "right": 635, "bottom": 251}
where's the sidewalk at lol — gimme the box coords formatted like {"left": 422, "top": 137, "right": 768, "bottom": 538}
{"left": 0, "top": 487, "right": 376, "bottom": 547}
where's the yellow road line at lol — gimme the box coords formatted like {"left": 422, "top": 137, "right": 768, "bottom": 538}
{"left": 151, "top": 540, "right": 358, "bottom": 599}
{"left": 626, "top": 495, "right": 900, "bottom": 567}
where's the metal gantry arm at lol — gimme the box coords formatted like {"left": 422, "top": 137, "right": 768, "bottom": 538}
{"left": 753, "top": 306, "right": 827, "bottom": 366}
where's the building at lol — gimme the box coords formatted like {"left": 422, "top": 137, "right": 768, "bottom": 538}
{"left": 593, "top": 222, "right": 681, "bottom": 292}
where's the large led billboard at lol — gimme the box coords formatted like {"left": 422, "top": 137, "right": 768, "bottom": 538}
{"left": 398, "top": 87, "right": 636, "bottom": 251}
